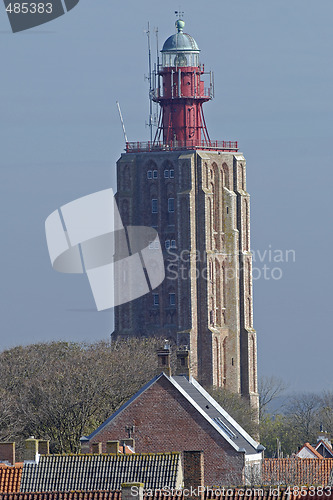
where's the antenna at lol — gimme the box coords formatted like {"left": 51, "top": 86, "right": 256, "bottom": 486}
{"left": 146, "top": 22, "right": 153, "bottom": 143}
{"left": 155, "top": 27, "right": 160, "bottom": 96}
{"left": 116, "top": 101, "right": 128, "bottom": 145}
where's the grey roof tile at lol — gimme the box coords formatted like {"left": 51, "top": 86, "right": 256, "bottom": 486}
{"left": 20, "top": 454, "right": 181, "bottom": 493}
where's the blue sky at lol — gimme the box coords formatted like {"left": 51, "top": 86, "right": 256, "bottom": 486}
{"left": 1, "top": 0, "right": 332, "bottom": 393}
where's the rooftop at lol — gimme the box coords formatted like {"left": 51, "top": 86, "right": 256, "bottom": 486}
{"left": 20, "top": 453, "right": 182, "bottom": 492}
{"left": 86, "top": 373, "right": 262, "bottom": 457}
{"left": 161, "top": 20, "right": 200, "bottom": 53}
{"left": 0, "top": 464, "right": 22, "bottom": 493}
{"left": 262, "top": 458, "right": 333, "bottom": 486}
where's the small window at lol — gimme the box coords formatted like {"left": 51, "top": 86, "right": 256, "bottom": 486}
{"left": 169, "top": 293, "right": 176, "bottom": 306}
{"left": 227, "top": 207, "right": 229, "bottom": 214}
{"left": 171, "top": 240, "right": 176, "bottom": 248}
{"left": 169, "top": 170, "right": 175, "bottom": 178}
{"left": 153, "top": 294, "right": 159, "bottom": 306}
{"left": 154, "top": 240, "right": 159, "bottom": 249}
{"left": 168, "top": 198, "right": 175, "bottom": 213}
{"left": 165, "top": 239, "right": 170, "bottom": 249}
{"left": 147, "top": 170, "right": 152, "bottom": 179}
{"left": 149, "top": 241, "right": 154, "bottom": 249}
{"left": 153, "top": 170, "right": 158, "bottom": 179}
{"left": 152, "top": 199, "right": 158, "bottom": 213}
{"left": 164, "top": 170, "right": 169, "bottom": 178}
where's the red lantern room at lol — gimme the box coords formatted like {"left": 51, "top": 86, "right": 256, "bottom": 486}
{"left": 153, "top": 19, "right": 214, "bottom": 147}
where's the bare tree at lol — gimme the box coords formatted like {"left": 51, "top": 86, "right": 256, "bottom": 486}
{"left": 318, "top": 391, "right": 333, "bottom": 437}
{"left": 286, "top": 393, "right": 321, "bottom": 446}
{"left": 0, "top": 338, "right": 162, "bottom": 456}
{"left": 258, "top": 376, "right": 288, "bottom": 419}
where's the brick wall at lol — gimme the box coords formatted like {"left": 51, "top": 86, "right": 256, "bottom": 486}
{"left": 88, "top": 376, "right": 244, "bottom": 485}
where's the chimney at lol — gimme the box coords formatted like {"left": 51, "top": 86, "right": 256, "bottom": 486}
{"left": 157, "top": 342, "right": 171, "bottom": 376}
{"left": 24, "top": 436, "right": 39, "bottom": 463}
{"left": 183, "top": 451, "right": 204, "bottom": 500}
{"left": 106, "top": 440, "right": 120, "bottom": 454}
{"left": 0, "top": 442, "right": 15, "bottom": 465}
{"left": 38, "top": 440, "right": 50, "bottom": 455}
{"left": 80, "top": 436, "right": 90, "bottom": 453}
{"left": 121, "top": 483, "right": 144, "bottom": 500}
{"left": 91, "top": 442, "right": 102, "bottom": 454}
{"left": 121, "top": 438, "right": 135, "bottom": 452}
{"left": 318, "top": 432, "right": 331, "bottom": 447}
{"left": 175, "top": 349, "right": 190, "bottom": 377}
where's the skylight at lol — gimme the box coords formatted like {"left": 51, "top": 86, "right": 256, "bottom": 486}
{"left": 213, "top": 417, "right": 237, "bottom": 439}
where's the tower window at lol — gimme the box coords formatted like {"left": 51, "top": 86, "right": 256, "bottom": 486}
{"left": 171, "top": 239, "right": 176, "bottom": 248}
{"left": 164, "top": 170, "right": 169, "bottom": 178}
{"left": 168, "top": 198, "right": 175, "bottom": 213}
{"left": 169, "top": 170, "right": 175, "bottom": 178}
{"left": 165, "top": 239, "right": 171, "bottom": 249}
{"left": 169, "top": 293, "right": 176, "bottom": 306}
{"left": 153, "top": 170, "right": 158, "bottom": 179}
{"left": 152, "top": 199, "right": 158, "bottom": 213}
{"left": 153, "top": 294, "right": 159, "bottom": 306}
{"left": 147, "top": 170, "right": 152, "bottom": 179}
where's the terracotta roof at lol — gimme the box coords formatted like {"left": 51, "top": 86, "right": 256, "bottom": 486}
{"left": 0, "top": 464, "right": 23, "bottom": 493}
{"left": 20, "top": 453, "right": 182, "bottom": 492}
{"left": 0, "top": 487, "right": 329, "bottom": 500}
{"left": 118, "top": 446, "right": 134, "bottom": 455}
{"left": 262, "top": 458, "right": 333, "bottom": 485}
{"left": 297, "top": 443, "right": 324, "bottom": 459}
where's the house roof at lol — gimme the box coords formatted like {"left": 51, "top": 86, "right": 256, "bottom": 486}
{"left": 316, "top": 440, "right": 333, "bottom": 458}
{"left": 0, "top": 464, "right": 23, "bottom": 493}
{"left": 297, "top": 442, "right": 324, "bottom": 459}
{"left": 20, "top": 453, "right": 181, "bottom": 493}
{"left": 262, "top": 458, "right": 333, "bottom": 486}
{"left": 85, "top": 373, "right": 263, "bottom": 457}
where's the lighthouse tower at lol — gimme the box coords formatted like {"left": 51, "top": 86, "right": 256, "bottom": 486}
{"left": 153, "top": 18, "right": 212, "bottom": 146}
{"left": 114, "top": 19, "right": 259, "bottom": 417}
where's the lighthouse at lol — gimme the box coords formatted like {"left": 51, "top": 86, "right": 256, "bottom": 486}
{"left": 153, "top": 18, "right": 212, "bottom": 146}
{"left": 114, "top": 19, "right": 259, "bottom": 418}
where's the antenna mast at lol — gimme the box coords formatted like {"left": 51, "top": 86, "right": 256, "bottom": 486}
{"left": 146, "top": 22, "right": 153, "bottom": 143}
{"left": 116, "top": 101, "right": 128, "bottom": 145}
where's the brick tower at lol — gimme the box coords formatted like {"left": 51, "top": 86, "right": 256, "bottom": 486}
{"left": 114, "top": 19, "right": 259, "bottom": 416}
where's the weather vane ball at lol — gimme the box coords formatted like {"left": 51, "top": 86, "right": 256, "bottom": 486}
{"left": 175, "top": 19, "right": 185, "bottom": 33}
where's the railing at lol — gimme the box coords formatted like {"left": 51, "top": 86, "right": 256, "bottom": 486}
{"left": 125, "top": 140, "right": 238, "bottom": 153}
{"left": 152, "top": 87, "right": 213, "bottom": 100}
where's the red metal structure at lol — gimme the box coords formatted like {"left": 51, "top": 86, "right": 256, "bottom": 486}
{"left": 153, "top": 19, "right": 213, "bottom": 147}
